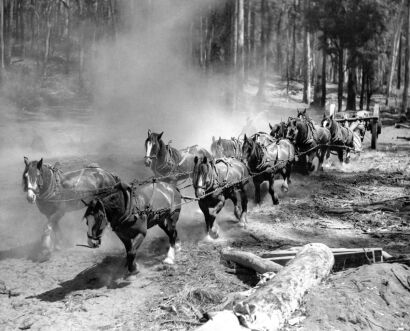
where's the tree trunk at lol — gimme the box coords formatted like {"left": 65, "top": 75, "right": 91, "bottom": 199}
{"left": 232, "top": 243, "right": 334, "bottom": 331}
{"left": 256, "top": 0, "right": 267, "bottom": 98}
{"left": 398, "top": 34, "right": 402, "bottom": 90}
{"left": 8, "top": 0, "right": 13, "bottom": 63}
{"left": 249, "top": 4, "right": 255, "bottom": 70}
{"left": 291, "top": 0, "right": 296, "bottom": 79}
{"left": 0, "top": 0, "right": 4, "bottom": 79}
{"left": 237, "top": 0, "right": 244, "bottom": 91}
{"left": 346, "top": 66, "right": 357, "bottom": 110}
{"left": 302, "top": 0, "right": 311, "bottom": 105}
{"left": 386, "top": 0, "right": 405, "bottom": 105}
{"left": 402, "top": 0, "right": 410, "bottom": 115}
{"left": 221, "top": 248, "right": 283, "bottom": 274}
{"left": 244, "top": 0, "right": 249, "bottom": 81}
{"left": 360, "top": 66, "right": 365, "bottom": 110}
{"left": 337, "top": 47, "right": 344, "bottom": 111}
{"left": 321, "top": 36, "right": 327, "bottom": 107}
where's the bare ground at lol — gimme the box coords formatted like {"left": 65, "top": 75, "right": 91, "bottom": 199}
{"left": 0, "top": 89, "right": 409, "bottom": 330}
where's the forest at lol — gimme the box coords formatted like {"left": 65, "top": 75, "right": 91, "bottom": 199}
{"left": 0, "top": 0, "right": 408, "bottom": 116}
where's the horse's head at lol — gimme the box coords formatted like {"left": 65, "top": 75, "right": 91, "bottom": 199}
{"left": 82, "top": 199, "right": 108, "bottom": 248}
{"left": 297, "top": 108, "right": 307, "bottom": 120}
{"left": 241, "top": 134, "right": 257, "bottom": 160}
{"left": 22, "top": 157, "right": 44, "bottom": 203}
{"left": 211, "top": 136, "right": 224, "bottom": 158}
{"left": 269, "top": 123, "right": 285, "bottom": 139}
{"left": 144, "top": 129, "right": 164, "bottom": 167}
{"left": 321, "top": 114, "right": 334, "bottom": 131}
{"left": 286, "top": 118, "right": 300, "bottom": 142}
{"left": 192, "top": 156, "right": 213, "bottom": 198}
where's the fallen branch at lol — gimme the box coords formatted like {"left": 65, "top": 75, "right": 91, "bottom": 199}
{"left": 397, "top": 136, "right": 410, "bottom": 141}
{"left": 221, "top": 248, "right": 283, "bottom": 274}
{"left": 395, "top": 123, "right": 410, "bottom": 129}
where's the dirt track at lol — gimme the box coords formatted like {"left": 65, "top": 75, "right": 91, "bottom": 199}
{"left": 0, "top": 105, "right": 409, "bottom": 330}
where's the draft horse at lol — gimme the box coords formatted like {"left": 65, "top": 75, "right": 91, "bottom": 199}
{"left": 242, "top": 135, "right": 295, "bottom": 205}
{"left": 22, "top": 157, "right": 119, "bottom": 260}
{"left": 84, "top": 181, "right": 182, "bottom": 274}
{"left": 321, "top": 114, "right": 354, "bottom": 164}
{"left": 144, "top": 130, "right": 211, "bottom": 180}
{"left": 192, "top": 157, "right": 249, "bottom": 239}
{"left": 210, "top": 137, "right": 242, "bottom": 158}
{"left": 286, "top": 116, "right": 331, "bottom": 173}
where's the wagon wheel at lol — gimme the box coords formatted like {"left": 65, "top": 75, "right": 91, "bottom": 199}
{"left": 371, "top": 118, "right": 378, "bottom": 149}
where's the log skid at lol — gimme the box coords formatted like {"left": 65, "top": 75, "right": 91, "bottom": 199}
{"left": 221, "top": 248, "right": 284, "bottom": 274}
{"left": 233, "top": 243, "right": 334, "bottom": 331}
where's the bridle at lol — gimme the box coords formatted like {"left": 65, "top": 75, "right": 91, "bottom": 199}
{"left": 193, "top": 163, "right": 215, "bottom": 192}
{"left": 85, "top": 200, "right": 107, "bottom": 241}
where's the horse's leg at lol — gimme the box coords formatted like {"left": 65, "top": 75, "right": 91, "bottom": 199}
{"left": 253, "top": 178, "right": 262, "bottom": 205}
{"left": 127, "top": 233, "right": 145, "bottom": 274}
{"left": 239, "top": 187, "right": 248, "bottom": 227}
{"left": 159, "top": 212, "right": 180, "bottom": 265}
{"left": 337, "top": 148, "right": 344, "bottom": 165}
{"left": 38, "top": 210, "right": 64, "bottom": 261}
{"left": 231, "top": 189, "right": 242, "bottom": 221}
{"left": 208, "top": 195, "right": 225, "bottom": 239}
{"left": 269, "top": 175, "right": 279, "bottom": 205}
{"left": 306, "top": 152, "right": 315, "bottom": 173}
{"left": 198, "top": 200, "right": 216, "bottom": 240}
{"left": 317, "top": 147, "right": 326, "bottom": 171}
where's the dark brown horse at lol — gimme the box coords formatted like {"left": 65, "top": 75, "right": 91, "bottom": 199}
{"left": 210, "top": 136, "right": 242, "bottom": 158}
{"left": 22, "top": 157, "right": 119, "bottom": 260}
{"left": 286, "top": 117, "right": 331, "bottom": 173}
{"left": 269, "top": 123, "right": 287, "bottom": 140}
{"left": 192, "top": 157, "right": 249, "bottom": 239}
{"left": 242, "top": 135, "right": 295, "bottom": 205}
{"left": 321, "top": 114, "right": 354, "bottom": 164}
{"left": 144, "top": 130, "right": 211, "bottom": 180}
{"left": 84, "top": 181, "right": 181, "bottom": 274}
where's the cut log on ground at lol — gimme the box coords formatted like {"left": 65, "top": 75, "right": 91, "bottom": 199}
{"left": 233, "top": 243, "right": 334, "bottom": 331}
{"left": 221, "top": 248, "right": 283, "bottom": 274}
{"left": 196, "top": 310, "right": 247, "bottom": 331}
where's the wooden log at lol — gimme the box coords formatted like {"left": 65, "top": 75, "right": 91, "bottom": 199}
{"left": 233, "top": 243, "right": 334, "bottom": 331}
{"left": 221, "top": 248, "right": 283, "bottom": 274}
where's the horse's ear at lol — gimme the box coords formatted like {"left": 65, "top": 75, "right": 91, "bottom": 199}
{"left": 147, "top": 129, "right": 151, "bottom": 136}
{"left": 212, "top": 136, "right": 215, "bottom": 143}
{"left": 158, "top": 131, "right": 164, "bottom": 139}
{"left": 203, "top": 156, "right": 208, "bottom": 164}
{"left": 269, "top": 123, "right": 273, "bottom": 130}
{"left": 194, "top": 156, "right": 198, "bottom": 164}
{"left": 323, "top": 113, "right": 326, "bottom": 119}
{"left": 218, "top": 136, "right": 221, "bottom": 143}
{"left": 37, "top": 158, "right": 43, "bottom": 170}
{"left": 297, "top": 109, "right": 301, "bottom": 115}
{"left": 302, "top": 108, "right": 306, "bottom": 114}
{"left": 24, "top": 156, "right": 29, "bottom": 166}
{"left": 252, "top": 135, "right": 257, "bottom": 141}
{"left": 330, "top": 113, "right": 334, "bottom": 120}
{"left": 244, "top": 134, "right": 247, "bottom": 142}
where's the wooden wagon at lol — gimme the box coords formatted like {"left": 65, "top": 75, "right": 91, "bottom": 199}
{"left": 331, "top": 104, "right": 382, "bottom": 149}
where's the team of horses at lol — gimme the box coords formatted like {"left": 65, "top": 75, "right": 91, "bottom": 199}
{"left": 22, "top": 109, "right": 362, "bottom": 274}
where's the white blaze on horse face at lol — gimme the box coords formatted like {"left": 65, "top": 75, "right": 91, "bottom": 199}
{"left": 146, "top": 141, "right": 153, "bottom": 158}
{"left": 86, "top": 215, "right": 100, "bottom": 248}
{"left": 26, "top": 173, "right": 38, "bottom": 203}
{"left": 323, "top": 120, "right": 329, "bottom": 129}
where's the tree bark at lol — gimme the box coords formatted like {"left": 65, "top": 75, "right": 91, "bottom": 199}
{"left": 337, "top": 46, "right": 344, "bottom": 111}
{"left": 360, "top": 66, "right": 365, "bottom": 110}
{"left": 346, "top": 67, "right": 357, "bottom": 110}
{"left": 302, "top": 0, "right": 311, "bottom": 105}
{"left": 221, "top": 248, "right": 283, "bottom": 274}
{"left": 233, "top": 243, "right": 334, "bottom": 331}
{"left": 402, "top": 0, "right": 410, "bottom": 115}
{"left": 398, "top": 34, "right": 402, "bottom": 90}
{"left": 321, "top": 36, "right": 327, "bottom": 107}
{"left": 237, "top": 0, "right": 244, "bottom": 91}
{"left": 0, "top": 0, "right": 4, "bottom": 72}
{"left": 386, "top": 0, "right": 405, "bottom": 106}
{"left": 257, "top": 0, "right": 268, "bottom": 98}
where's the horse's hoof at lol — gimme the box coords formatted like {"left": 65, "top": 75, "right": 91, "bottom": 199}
{"left": 281, "top": 186, "right": 288, "bottom": 193}
{"left": 273, "top": 200, "right": 280, "bottom": 205}
{"left": 175, "top": 242, "right": 182, "bottom": 252}
{"left": 238, "top": 221, "right": 246, "bottom": 228}
{"left": 163, "top": 257, "right": 175, "bottom": 265}
{"left": 209, "top": 230, "right": 219, "bottom": 240}
{"left": 123, "top": 272, "right": 140, "bottom": 281}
